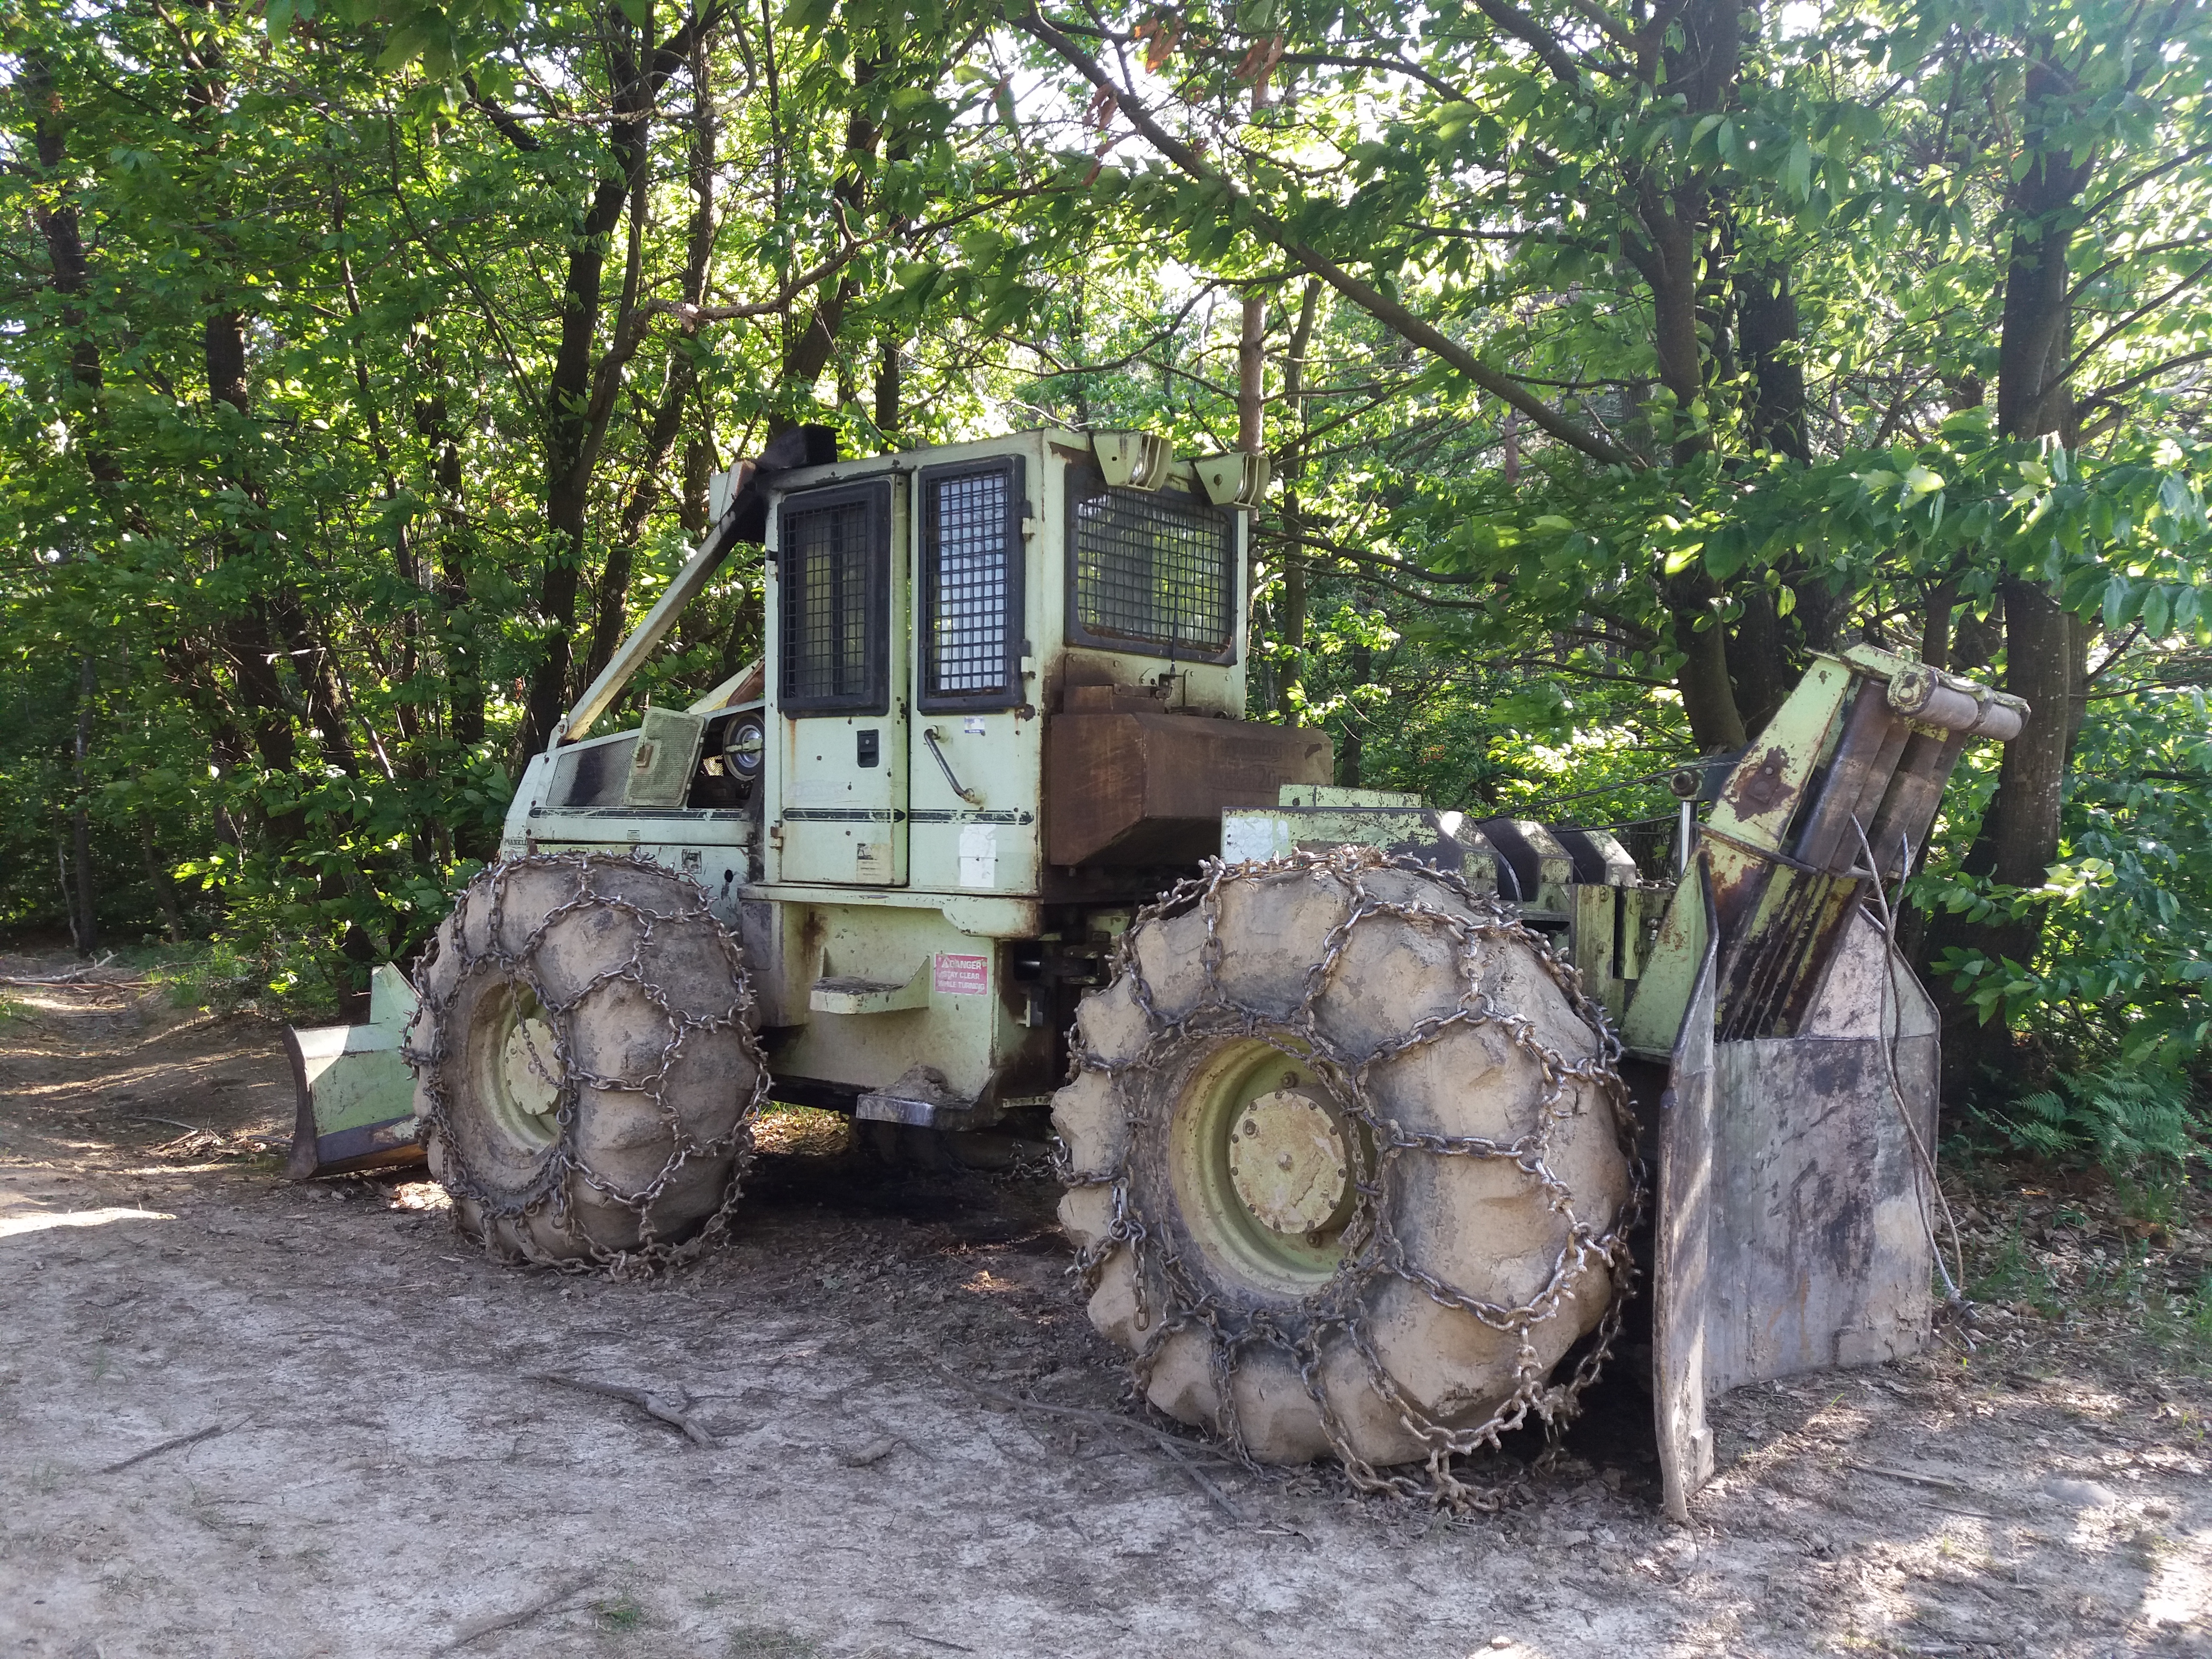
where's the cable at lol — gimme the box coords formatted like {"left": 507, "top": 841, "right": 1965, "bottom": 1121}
{"left": 1850, "top": 816, "right": 1973, "bottom": 1337}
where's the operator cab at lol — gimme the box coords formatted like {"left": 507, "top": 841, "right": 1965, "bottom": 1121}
{"left": 513, "top": 428, "right": 1327, "bottom": 907}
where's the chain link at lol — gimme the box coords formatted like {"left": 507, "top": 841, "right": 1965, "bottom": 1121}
{"left": 1059, "top": 845, "right": 1646, "bottom": 1510}
{"left": 404, "top": 851, "right": 769, "bottom": 1279}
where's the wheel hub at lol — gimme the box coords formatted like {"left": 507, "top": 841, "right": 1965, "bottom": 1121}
{"left": 499, "top": 1014, "right": 559, "bottom": 1122}
{"left": 476, "top": 987, "right": 562, "bottom": 1153}
{"left": 1227, "top": 1088, "right": 1352, "bottom": 1236}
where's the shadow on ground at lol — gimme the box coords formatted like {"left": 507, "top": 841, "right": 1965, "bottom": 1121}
{"left": 0, "top": 963, "right": 2204, "bottom": 1657}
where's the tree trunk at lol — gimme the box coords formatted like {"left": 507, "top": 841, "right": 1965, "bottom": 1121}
{"left": 430, "top": 432, "right": 486, "bottom": 752}
{"left": 515, "top": 12, "right": 715, "bottom": 754}
{"left": 1726, "top": 247, "right": 1816, "bottom": 707}
{"left": 1276, "top": 279, "right": 1319, "bottom": 726}
{"left": 1640, "top": 0, "right": 1748, "bottom": 748}
{"left": 69, "top": 655, "right": 99, "bottom": 956}
{"left": 1920, "top": 58, "right": 2099, "bottom": 1095}
{"left": 139, "top": 815, "right": 186, "bottom": 944}
{"left": 521, "top": 22, "right": 667, "bottom": 757}
{"left": 1236, "top": 295, "right": 1266, "bottom": 450}
{"left": 26, "top": 52, "right": 113, "bottom": 467}
{"left": 1727, "top": 587, "right": 1795, "bottom": 735}
{"left": 1338, "top": 634, "right": 1372, "bottom": 786}
{"left": 585, "top": 54, "right": 718, "bottom": 689}
{"left": 1736, "top": 262, "right": 1809, "bottom": 461}
{"left": 524, "top": 175, "right": 630, "bottom": 756}
{"left": 201, "top": 308, "right": 307, "bottom": 831}
{"left": 1665, "top": 570, "right": 1748, "bottom": 752}
{"left": 681, "top": 438, "right": 714, "bottom": 537}
{"left": 875, "top": 337, "right": 901, "bottom": 438}
{"left": 774, "top": 66, "right": 882, "bottom": 422}
{"left": 1237, "top": 293, "right": 1267, "bottom": 676}
{"left": 1921, "top": 576, "right": 1958, "bottom": 672}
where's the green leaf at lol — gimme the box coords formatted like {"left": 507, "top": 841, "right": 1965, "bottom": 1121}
{"left": 1783, "top": 136, "right": 1813, "bottom": 198}
{"left": 375, "top": 21, "right": 430, "bottom": 69}
{"left": 2142, "top": 584, "right": 2172, "bottom": 640}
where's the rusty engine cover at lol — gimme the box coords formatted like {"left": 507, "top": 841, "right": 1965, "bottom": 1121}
{"left": 1046, "top": 706, "right": 1333, "bottom": 867}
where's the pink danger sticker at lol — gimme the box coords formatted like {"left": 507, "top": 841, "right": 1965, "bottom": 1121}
{"left": 933, "top": 953, "right": 990, "bottom": 996}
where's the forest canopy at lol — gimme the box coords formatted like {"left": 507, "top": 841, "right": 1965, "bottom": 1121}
{"left": 4, "top": 0, "right": 2209, "bottom": 1141}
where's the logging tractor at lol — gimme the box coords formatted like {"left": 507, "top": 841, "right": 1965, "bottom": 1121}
{"left": 286, "top": 423, "right": 2025, "bottom": 1514}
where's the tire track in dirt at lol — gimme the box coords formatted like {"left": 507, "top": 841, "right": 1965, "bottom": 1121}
{"left": 1, "top": 973, "right": 2204, "bottom": 1656}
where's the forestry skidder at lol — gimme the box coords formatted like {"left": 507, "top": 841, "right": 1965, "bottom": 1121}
{"left": 288, "top": 424, "right": 2024, "bottom": 1514}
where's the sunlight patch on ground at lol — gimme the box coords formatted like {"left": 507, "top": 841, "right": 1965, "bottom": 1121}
{"left": 0, "top": 1206, "right": 175, "bottom": 1238}
{"left": 2140, "top": 1525, "right": 2211, "bottom": 1630}
{"left": 112, "top": 1162, "right": 238, "bottom": 1176}
{"left": 752, "top": 1105, "right": 851, "bottom": 1157}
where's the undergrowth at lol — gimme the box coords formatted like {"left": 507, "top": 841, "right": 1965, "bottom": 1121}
{"left": 125, "top": 937, "right": 344, "bottom": 1023}
{"left": 1956, "top": 1160, "right": 2212, "bottom": 1371}
{"left": 1984, "top": 1061, "right": 2210, "bottom": 1175}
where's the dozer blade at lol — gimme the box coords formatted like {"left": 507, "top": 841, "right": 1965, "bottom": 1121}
{"left": 285, "top": 963, "right": 424, "bottom": 1179}
{"left": 1651, "top": 864, "right": 1941, "bottom": 1522}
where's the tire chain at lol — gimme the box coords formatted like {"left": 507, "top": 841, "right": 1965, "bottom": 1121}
{"left": 403, "top": 851, "right": 769, "bottom": 1279}
{"left": 1056, "top": 845, "right": 1647, "bottom": 1509}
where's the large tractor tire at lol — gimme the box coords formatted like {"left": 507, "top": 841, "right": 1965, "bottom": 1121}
{"left": 406, "top": 852, "right": 765, "bottom": 1271}
{"left": 1054, "top": 847, "right": 1638, "bottom": 1498}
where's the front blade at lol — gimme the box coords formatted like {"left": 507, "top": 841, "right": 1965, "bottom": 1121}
{"left": 285, "top": 963, "right": 423, "bottom": 1179}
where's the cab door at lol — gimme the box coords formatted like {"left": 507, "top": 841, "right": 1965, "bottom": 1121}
{"left": 771, "top": 476, "right": 909, "bottom": 886}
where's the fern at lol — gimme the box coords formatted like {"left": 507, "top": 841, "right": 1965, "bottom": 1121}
{"left": 1989, "top": 1065, "right": 2207, "bottom": 1176}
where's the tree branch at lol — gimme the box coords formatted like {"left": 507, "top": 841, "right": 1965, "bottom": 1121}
{"left": 2058, "top": 256, "right": 2212, "bottom": 383}
{"left": 2083, "top": 138, "right": 2212, "bottom": 220}
{"left": 1462, "top": 0, "right": 1586, "bottom": 83}
{"left": 464, "top": 74, "right": 543, "bottom": 152}
{"left": 1273, "top": 51, "right": 1476, "bottom": 103}
{"left": 2074, "top": 347, "right": 2212, "bottom": 416}
{"left": 1023, "top": 8, "right": 1635, "bottom": 469}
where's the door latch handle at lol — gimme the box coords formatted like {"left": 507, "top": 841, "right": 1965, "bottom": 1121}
{"left": 923, "top": 727, "right": 983, "bottom": 805}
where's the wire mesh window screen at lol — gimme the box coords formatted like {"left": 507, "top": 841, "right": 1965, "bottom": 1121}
{"left": 1069, "top": 472, "right": 1235, "bottom": 661}
{"left": 924, "top": 467, "right": 1015, "bottom": 704}
{"left": 779, "top": 488, "right": 885, "bottom": 712}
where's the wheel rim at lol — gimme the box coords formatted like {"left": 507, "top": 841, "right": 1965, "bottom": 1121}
{"left": 472, "top": 983, "right": 562, "bottom": 1153}
{"left": 1167, "top": 1038, "right": 1361, "bottom": 1297}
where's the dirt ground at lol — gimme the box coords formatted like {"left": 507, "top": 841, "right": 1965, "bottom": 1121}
{"left": 1, "top": 966, "right": 2207, "bottom": 1659}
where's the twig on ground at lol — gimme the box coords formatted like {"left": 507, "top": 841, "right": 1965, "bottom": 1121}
{"left": 1846, "top": 1459, "right": 1994, "bottom": 1504}
{"left": 891, "top": 1627, "right": 978, "bottom": 1653}
{"left": 965, "top": 1381, "right": 1249, "bottom": 1522}
{"left": 445, "top": 1569, "right": 602, "bottom": 1649}
{"left": 132, "top": 1116, "right": 222, "bottom": 1138}
{"left": 1149, "top": 1429, "right": 1252, "bottom": 1523}
{"left": 529, "top": 1373, "right": 717, "bottom": 1445}
{"left": 0, "top": 974, "right": 151, "bottom": 989}
{"left": 98, "top": 1418, "right": 242, "bottom": 1474}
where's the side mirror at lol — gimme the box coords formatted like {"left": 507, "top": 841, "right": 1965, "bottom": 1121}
{"left": 1093, "top": 430, "right": 1174, "bottom": 490}
{"left": 1194, "top": 451, "right": 1271, "bottom": 507}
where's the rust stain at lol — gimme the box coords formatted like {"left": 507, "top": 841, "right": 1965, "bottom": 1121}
{"left": 1724, "top": 746, "right": 1795, "bottom": 816}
